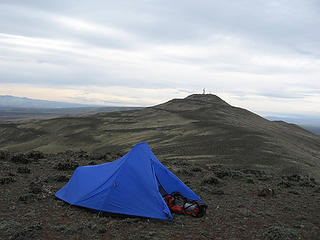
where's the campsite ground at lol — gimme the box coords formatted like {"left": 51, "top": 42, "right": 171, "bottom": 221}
{"left": 1, "top": 150, "right": 319, "bottom": 240}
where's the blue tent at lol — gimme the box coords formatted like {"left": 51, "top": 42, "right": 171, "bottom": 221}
{"left": 55, "top": 142, "right": 201, "bottom": 220}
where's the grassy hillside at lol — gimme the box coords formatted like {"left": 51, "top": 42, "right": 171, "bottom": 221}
{"left": 0, "top": 94, "right": 320, "bottom": 178}
{"left": 0, "top": 106, "right": 142, "bottom": 121}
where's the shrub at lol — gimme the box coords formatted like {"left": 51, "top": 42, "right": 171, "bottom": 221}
{"left": 201, "top": 174, "right": 220, "bottom": 185}
{"left": 0, "top": 150, "right": 11, "bottom": 160}
{"left": 26, "top": 151, "right": 45, "bottom": 160}
{"left": 55, "top": 161, "right": 79, "bottom": 171}
{"left": 0, "top": 176, "right": 15, "bottom": 185}
{"left": 11, "top": 154, "right": 30, "bottom": 164}
{"left": 176, "top": 168, "right": 194, "bottom": 176}
{"left": 10, "top": 223, "right": 42, "bottom": 240}
{"left": 29, "top": 182, "right": 42, "bottom": 194}
{"left": 18, "top": 193, "right": 37, "bottom": 203}
{"left": 191, "top": 166, "right": 202, "bottom": 172}
{"left": 17, "top": 167, "right": 31, "bottom": 174}
{"left": 53, "top": 175, "right": 70, "bottom": 182}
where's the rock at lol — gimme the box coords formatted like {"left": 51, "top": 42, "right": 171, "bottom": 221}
{"left": 263, "top": 226, "right": 300, "bottom": 240}
{"left": 258, "top": 188, "right": 275, "bottom": 197}
{"left": 239, "top": 207, "right": 253, "bottom": 217}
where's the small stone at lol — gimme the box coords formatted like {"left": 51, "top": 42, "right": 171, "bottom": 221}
{"left": 258, "top": 188, "right": 275, "bottom": 197}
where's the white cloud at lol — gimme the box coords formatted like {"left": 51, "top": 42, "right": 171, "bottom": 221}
{"left": 0, "top": 83, "right": 188, "bottom": 106}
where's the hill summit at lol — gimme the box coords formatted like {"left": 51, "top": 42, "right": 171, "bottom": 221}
{"left": 154, "top": 94, "right": 229, "bottom": 112}
{"left": 185, "top": 94, "right": 230, "bottom": 105}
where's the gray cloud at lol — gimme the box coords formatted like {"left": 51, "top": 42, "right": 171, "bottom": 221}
{"left": 2, "top": 0, "right": 320, "bottom": 52}
{"left": 0, "top": 0, "right": 319, "bottom": 114}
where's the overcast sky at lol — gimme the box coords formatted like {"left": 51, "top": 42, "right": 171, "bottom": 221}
{"left": 0, "top": 0, "right": 319, "bottom": 116}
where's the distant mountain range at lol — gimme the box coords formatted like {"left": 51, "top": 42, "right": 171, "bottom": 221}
{"left": 0, "top": 95, "right": 96, "bottom": 108}
{"left": 0, "top": 95, "right": 142, "bottom": 121}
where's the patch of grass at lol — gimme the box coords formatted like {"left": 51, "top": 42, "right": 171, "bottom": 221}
{"left": 176, "top": 168, "right": 194, "bottom": 176}
{"left": 10, "top": 223, "right": 42, "bottom": 240}
{"left": 190, "top": 166, "right": 202, "bottom": 172}
{"left": 17, "top": 167, "right": 31, "bottom": 174}
{"left": 263, "top": 226, "right": 300, "bottom": 240}
{"left": 0, "top": 220, "right": 22, "bottom": 234}
{"left": 18, "top": 193, "right": 37, "bottom": 203}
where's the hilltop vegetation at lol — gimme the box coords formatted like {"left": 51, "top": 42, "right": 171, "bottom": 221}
{"left": 0, "top": 94, "right": 319, "bottom": 179}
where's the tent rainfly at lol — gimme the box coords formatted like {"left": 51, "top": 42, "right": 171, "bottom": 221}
{"left": 55, "top": 142, "right": 202, "bottom": 220}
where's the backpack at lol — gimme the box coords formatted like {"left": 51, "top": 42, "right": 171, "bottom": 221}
{"left": 164, "top": 192, "right": 207, "bottom": 218}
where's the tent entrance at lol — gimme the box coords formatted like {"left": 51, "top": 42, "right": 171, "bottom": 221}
{"left": 155, "top": 175, "right": 167, "bottom": 197}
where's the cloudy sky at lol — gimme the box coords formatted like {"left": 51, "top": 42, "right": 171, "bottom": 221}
{"left": 0, "top": 0, "right": 319, "bottom": 116}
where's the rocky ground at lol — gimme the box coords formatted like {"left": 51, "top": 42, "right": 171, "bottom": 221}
{"left": 1, "top": 150, "right": 320, "bottom": 240}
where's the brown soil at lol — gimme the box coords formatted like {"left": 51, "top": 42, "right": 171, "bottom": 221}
{"left": 1, "top": 150, "right": 319, "bottom": 240}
